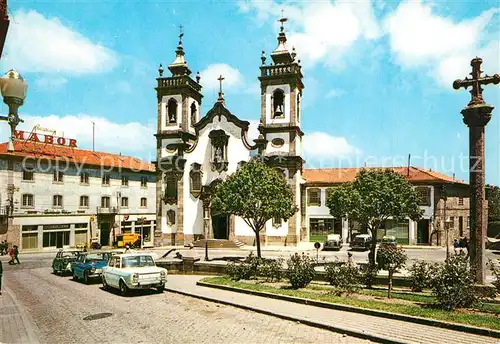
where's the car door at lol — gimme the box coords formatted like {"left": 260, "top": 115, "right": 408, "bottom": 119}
{"left": 107, "top": 257, "right": 120, "bottom": 287}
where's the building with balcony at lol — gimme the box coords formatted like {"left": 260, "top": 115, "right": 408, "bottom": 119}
{"left": 0, "top": 139, "right": 156, "bottom": 251}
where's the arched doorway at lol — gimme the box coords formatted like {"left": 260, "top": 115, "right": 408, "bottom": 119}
{"left": 212, "top": 214, "right": 229, "bottom": 239}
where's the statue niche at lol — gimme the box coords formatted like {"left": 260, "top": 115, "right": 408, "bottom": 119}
{"left": 209, "top": 129, "right": 229, "bottom": 173}
{"left": 167, "top": 98, "right": 178, "bottom": 125}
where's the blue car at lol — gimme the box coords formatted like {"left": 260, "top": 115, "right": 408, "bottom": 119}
{"left": 72, "top": 252, "right": 113, "bottom": 284}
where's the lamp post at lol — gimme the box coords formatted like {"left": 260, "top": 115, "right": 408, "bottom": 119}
{"left": 0, "top": 69, "right": 27, "bottom": 152}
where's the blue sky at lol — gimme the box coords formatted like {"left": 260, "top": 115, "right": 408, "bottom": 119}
{"left": 0, "top": 0, "right": 499, "bottom": 185}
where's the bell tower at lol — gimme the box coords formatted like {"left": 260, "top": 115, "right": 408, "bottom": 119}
{"left": 258, "top": 16, "right": 305, "bottom": 245}
{"left": 154, "top": 28, "right": 203, "bottom": 246}
{"left": 258, "top": 17, "right": 304, "bottom": 157}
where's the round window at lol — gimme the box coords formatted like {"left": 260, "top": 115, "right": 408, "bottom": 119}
{"left": 271, "top": 138, "right": 285, "bottom": 148}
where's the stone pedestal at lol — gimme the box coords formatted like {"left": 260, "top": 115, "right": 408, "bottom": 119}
{"left": 461, "top": 104, "right": 493, "bottom": 284}
{"left": 182, "top": 256, "right": 200, "bottom": 274}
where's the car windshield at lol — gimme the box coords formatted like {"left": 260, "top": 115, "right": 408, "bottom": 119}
{"left": 84, "top": 254, "right": 107, "bottom": 264}
{"left": 62, "top": 252, "right": 80, "bottom": 259}
{"left": 122, "top": 255, "right": 155, "bottom": 268}
{"left": 354, "top": 237, "right": 367, "bottom": 243}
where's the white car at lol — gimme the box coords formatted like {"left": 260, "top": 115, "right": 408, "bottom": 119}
{"left": 101, "top": 253, "right": 167, "bottom": 295}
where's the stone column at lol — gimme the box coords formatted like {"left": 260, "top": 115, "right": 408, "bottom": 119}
{"left": 462, "top": 104, "right": 493, "bottom": 284}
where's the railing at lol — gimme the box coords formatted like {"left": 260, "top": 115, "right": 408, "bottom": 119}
{"left": 261, "top": 64, "right": 301, "bottom": 77}
{"left": 157, "top": 76, "right": 202, "bottom": 92}
{"left": 96, "top": 206, "right": 118, "bottom": 214}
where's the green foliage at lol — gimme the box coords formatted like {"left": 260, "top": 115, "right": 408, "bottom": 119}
{"left": 376, "top": 245, "right": 407, "bottom": 272}
{"left": 324, "top": 260, "right": 362, "bottom": 295}
{"left": 226, "top": 253, "right": 261, "bottom": 281}
{"left": 488, "top": 259, "right": 500, "bottom": 294}
{"left": 211, "top": 159, "right": 297, "bottom": 257}
{"left": 286, "top": 253, "right": 316, "bottom": 289}
{"left": 326, "top": 169, "right": 423, "bottom": 268}
{"left": 431, "top": 254, "right": 482, "bottom": 310}
{"left": 376, "top": 245, "right": 407, "bottom": 298}
{"left": 258, "top": 257, "right": 284, "bottom": 282}
{"left": 486, "top": 184, "right": 500, "bottom": 221}
{"left": 362, "top": 264, "right": 380, "bottom": 288}
{"left": 408, "top": 260, "right": 438, "bottom": 292}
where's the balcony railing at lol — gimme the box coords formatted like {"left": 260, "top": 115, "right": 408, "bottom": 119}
{"left": 96, "top": 206, "right": 118, "bottom": 215}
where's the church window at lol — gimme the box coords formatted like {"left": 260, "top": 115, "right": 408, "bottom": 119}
{"left": 190, "top": 163, "right": 202, "bottom": 198}
{"left": 272, "top": 89, "right": 285, "bottom": 118}
{"left": 190, "top": 102, "right": 197, "bottom": 125}
{"left": 167, "top": 98, "right": 178, "bottom": 124}
{"left": 165, "top": 174, "right": 178, "bottom": 203}
{"left": 167, "top": 210, "right": 176, "bottom": 226}
{"left": 297, "top": 93, "right": 301, "bottom": 122}
{"left": 308, "top": 188, "right": 321, "bottom": 206}
{"left": 272, "top": 217, "right": 281, "bottom": 227}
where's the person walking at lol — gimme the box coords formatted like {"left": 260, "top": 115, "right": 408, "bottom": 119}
{"left": 453, "top": 239, "right": 459, "bottom": 254}
{"left": 0, "top": 259, "right": 3, "bottom": 295}
{"left": 8, "top": 246, "right": 14, "bottom": 265}
{"left": 13, "top": 245, "right": 20, "bottom": 264}
{"left": 462, "top": 237, "right": 469, "bottom": 257}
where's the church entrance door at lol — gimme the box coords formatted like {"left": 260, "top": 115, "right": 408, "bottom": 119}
{"left": 212, "top": 214, "right": 229, "bottom": 240}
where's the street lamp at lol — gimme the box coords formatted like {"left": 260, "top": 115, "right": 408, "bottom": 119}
{"left": 0, "top": 69, "right": 27, "bottom": 152}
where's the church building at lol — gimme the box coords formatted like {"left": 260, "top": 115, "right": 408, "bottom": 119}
{"left": 153, "top": 20, "right": 471, "bottom": 248}
{"left": 154, "top": 19, "right": 305, "bottom": 247}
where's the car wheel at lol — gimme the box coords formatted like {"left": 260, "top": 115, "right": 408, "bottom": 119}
{"left": 102, "top": 276, "right": 109, "bottom": 290}
{"left": 119, "top": 280, "right": 129, "bottom": 296}
{"left": 156, "top": 283, "right": 165, "bottom": 293}
{"left": 72, "top": 270, "right": 78, "bottom": 281}
{"left": 83, "top": 271, "right": 89, "bottom": 284}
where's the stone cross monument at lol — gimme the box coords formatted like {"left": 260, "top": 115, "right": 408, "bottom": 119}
{"left": 453, "top": 57, "right": 499, "bottom": 283}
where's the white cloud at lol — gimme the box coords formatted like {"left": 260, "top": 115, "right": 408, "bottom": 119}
{"left": 303, "top": 132, "right": 360, "bottom": 159}
{"left": 199, "top": 63, "right": 245, "bottom": 91}
{"left": 34, "top": 76, "right": 68, "bottom": 89}
{"left": 385, "top": 0, "right": 499, "bottom": 86}
{"left": 247, "top": 120, "right": 261, "bottom": 141}
{"left": 1, "top": 114, "right": 155, "bottom": 159}
{"left": 239, "top": 0, "right": 381, "bottom": 69}
{"left": 325, "top": 88, "right": 345, "bottom": 98}
{"left": 3, "top": 10, "right": 117, "bottom": 75}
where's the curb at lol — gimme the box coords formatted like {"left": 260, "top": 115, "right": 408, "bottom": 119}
{"left": 197, "top": 281, "right": 500, "bottom": 340}
{"left": 164, "top": 286, "right": 412, "bottom": 344}
{"left": 4, "top": 286, "right": 41, "bottom": 344}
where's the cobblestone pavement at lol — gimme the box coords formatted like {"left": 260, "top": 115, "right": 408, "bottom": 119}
{"left": 166, "top": 275, "right": 500, "bottom": 344}
{"left": 1, "top": 265, "right": 370, "bottom": 344}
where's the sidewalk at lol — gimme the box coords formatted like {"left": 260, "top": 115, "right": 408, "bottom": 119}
{"left": 165, "top": 275, "right": 499, "bottom": 344}
{"left": 0, "top": 285, "right": 40, "bottom": 344}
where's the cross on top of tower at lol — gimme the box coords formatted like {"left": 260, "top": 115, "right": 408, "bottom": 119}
{"left": 453, "top": 57, "right": 500, "bottom": 106}
{"left": 179, "top": 24, "right": 184, "bottom": 43}
{"left": 279, "top": 9, "right": 288, "bottom": 32}
{"left": 217, "top": 74, "right": 225, "bottom": 103}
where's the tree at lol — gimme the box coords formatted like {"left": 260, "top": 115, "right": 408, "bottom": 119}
{"left": 326, "top": 169, "right": 422, "bottom": 275}
{"left": 211, "top": 159, "right": 297, "bottom": 258}
{"left": 377, "top": 245, "right": 407, "bottom": 298}
{"left": 486, "top": 184, "right": 500, "bottom": 221}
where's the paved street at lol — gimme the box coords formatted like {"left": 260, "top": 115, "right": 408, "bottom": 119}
{"left": 1, "top": 257, "right": 369, "bottom": 344}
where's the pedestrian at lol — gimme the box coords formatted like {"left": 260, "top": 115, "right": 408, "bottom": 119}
{"left": 453, "top": 239, "right": 459, "bottom": 254}
{"left": 124, "top": 244, "right": 130, "bottom": 253}
{"left": 8, "top": 246, "right": 14, "bottom": 265}
{"left": 463, "top": 237, "right": 469, "bottom": 257}
{"left": 13, "top": 245, "right": 20, "bottom": 264}
{"left": 0, "top": 259, "right": 3, "bottom": 295}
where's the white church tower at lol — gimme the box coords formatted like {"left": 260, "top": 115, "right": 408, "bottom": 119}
{"left": 257, "top": 17, "right": 305, "bottom": 245}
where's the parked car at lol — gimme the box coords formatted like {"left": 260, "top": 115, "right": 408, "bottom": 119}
{"left": 323, "top": 234, "right": 343, "bottom": 251}
{"left": 379, "top": 235, "right": 398, "bottom": 248}
{"left": 101, "top": 253, "right": 167, "bottom": 296}
{"left": 52, "top": 249, "right": 83, "bottom": 275}
{"left": 350, "top": 234, "right": 372, "bottom": 251}
{"left": 72, "top": 252, "right": 114, "bottom": 284}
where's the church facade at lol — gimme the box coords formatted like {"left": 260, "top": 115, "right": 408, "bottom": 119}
{"left": 154, "top": 22, "right": 306, "bottom": 247}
